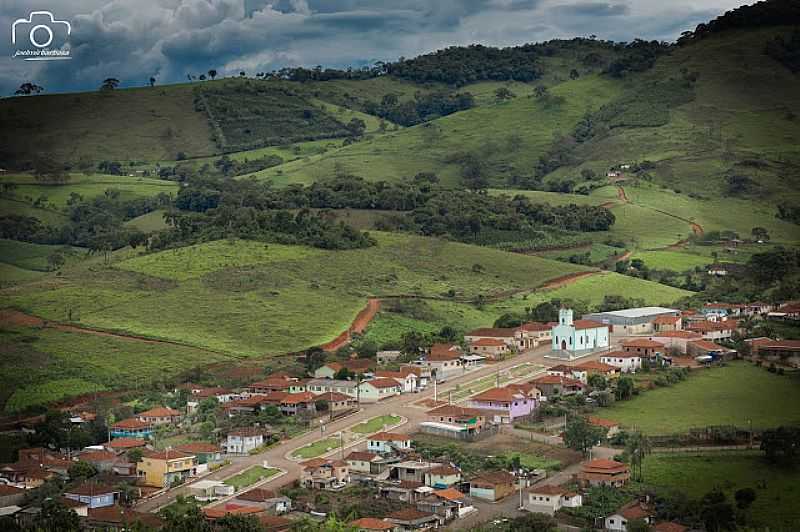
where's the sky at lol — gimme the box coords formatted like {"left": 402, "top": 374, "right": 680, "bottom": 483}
{"left": 1, "top": 0, "right": 753, "bottom": 95}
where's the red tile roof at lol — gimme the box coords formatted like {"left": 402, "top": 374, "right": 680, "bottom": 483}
{"left": 527, "top": 484, "right": 566, "bottom": 495}
{"left": 574, "top": 360, "right": 618, "bottom": 372}
{"left": 653, "top": 315, "right": 681, "bottom": 324}
{"left": 651, "top": 330, "right": 702, "bottom": 339}
{"left": 0, "top": 485, "right": 24, "bottom": 496}
{"left": 281, "top": 392, "right": 316, "bottom": 404}
{"left": 346, "top": 451, "right": 379, "bottom": 462}
{"left": 364, "top": 378, "right": 402, "bottom": 389}
{"left": 426, "top": 405, "right": 484, "bottom": 418}
{"left": 237, "top": 488, "right": 279, "bottom": 502}
{"left": 433, "top": 487, "right": 465, "bottom": 501}
{"left": 87, "top": 505, "right": 163, "bottom": 528}
{"left": 319, "top": 391, "right": 355, "bottom": 402}
{"left": 758, "top": 339, "right": 800, "bottom": 350}
{"left": 582, "top": 459, "right": 627, "bottom": 470}
{"left": 259, "top": 514, "right": 292, "bottom": 530}
{"left": 653, "top": 522, "right": 688, "bottom": 532}
{"left": 517, "top": 322, "right": 551, "bottom": 332}
{"left": 204, "top": 503, "right": 264, "bottom": 519}
{"left": 386, "top": 508, "right": 436, "bottom": 521}
{"left": 142, "top": 449, "right": 194, "bottom": 461}
{"left": 79, "top": 450, "right": 117, "bottom": 463}
{"left": 466, "top": 327, "right": 517, "bottom": 338}
{"left": 227, "top": 427, "right": 268, "bottom": 437}
{"left": 428, "top": 343, "right": 462, "bottom": 361}
{"left": 112, "top": 418, "right": 151, "bottom": 430}
{"left": 688, "top": 339, "right": 728, "bottom": 352}
{"left": 573, "top": 319, "right": 606, "bottom": 329}
{"left": 137, "top": 406, "right": 181, "bottom": 418}
{"left": 350, "top": 517, "right": 395, "bottom": 530}
{"left": 429, "top": 465, "right": 460, "bottom": 475}
{"left": 588, "top": 416, "right": 619, "bottom": 428}
{"left": 618, "top": 501, "right": 654, "bottom": 520}
{"left": 65, "top": 482, "right": 119, "bottom": 496}
{"left": 470, "top": 338, "right": 507, "bottom": 347}
{"left": 601, "top": 350, "right": 641, "bottom": 359}
{"left": 623, "top": 339, "right": 665, "bottom": 348}
{"left": 532, "top": 375, "right": 585, "bottom": 387}
{"left": 470, "top": 387, "right": 523, "bottom": 402}
{"left": 686, "top": 321, "right": 734, "bottom": 332}
{"left": 174, "top": 442, "right": 220, "bottom": 454}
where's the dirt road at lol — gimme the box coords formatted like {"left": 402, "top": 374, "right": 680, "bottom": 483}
{"left": 321, "top": 298, "right": 381, "bottom": 351}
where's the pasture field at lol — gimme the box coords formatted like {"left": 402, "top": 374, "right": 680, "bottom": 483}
{"left": 642, "top": 454, "right": 800, "bottom": 530}
{"left": 4, "top": 234, "right": 584, "bottom": 357}
{"left": 602, "top": 362, "right": 800, "bottom": 434}
{"left": 491, "top": 188, "right": 611, "bottom": 207}
{"left": 0, "top": 324, "right": 233, "bottom": 412}
{"left": 124, "top": 210, "right": 170, "bottom": 232}
{"left": 630, "top": 250, "right": 711, "bottom": 271}
{"left": 257, "top": 75, "right": 623, "bottom": 186}
{"left": 0, "top": 263, "right": 46, "bottom": 286}
{"left": 0, "top": 239, "right": 86, "bottom": 271}
{"left": 0, "top": 198, "right": 67, "bottom": 226}
{"left": 0, "top": 173, "right": 179, "bottom": 209}
{"left": 223, "top": 466, "right": 280, "bottom": 491}
{"left": 537, "top": 243, "right": 623, "bottom": 265}
{"left": 350, "top": 415, "right": 402, "bottom": 434}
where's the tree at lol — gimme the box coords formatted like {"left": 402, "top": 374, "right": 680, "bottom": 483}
{"left": 534, "top": 85, "right": 549, "bottom": 99}
{"left": 15, "top": 82, "right": 44, "bottom": 95}
{"left": 506, "top": 512, "right": 558, "bottom": 531}
{"left": 334, "top": 367, "right": 354, "bottom": 380}
{"left": 625, "top": 431, "right": 652, "bottom": 481}
{"left": 564, "top": 416, "right": 605, "bottom": 456}
{"left": 760, "top": 426, "right": 800, "bottom": 465}
{"left": 215, "top": 513, "right": 264, "bottom": 532}
{"left": 149, "top": 77, "right": 156, "bottom": 87}
{"left": 569, "top": 68, "right": 580, "bottom": 80}
{"left": 68, "top": 460, "right": 97, "bottom": 480}
{"left": 239, "top": 71, "right": 246, "bottom": 77}
{"left": 494, "top": 87, "right": 515, "bottom": 101}
{"left": 315, "top": 399, "right": 329, "bottom": 412}
{"left": 734, "top": 487, "right": 756, "bottom": 510}
{"left": 615, "top": 376, "right": 635, "bottom": 400}
{"left": 128, "top": 230, "right": 147, "bottom": 249}
{"left": 100, "top": 78, "right": 120, "bottom": 91}
{"left": 345, "top": 118, "right": 366, "bottom": 137}
{"left": 47, "top": 252, "right": 65, "bottom": 271}
{"left": 751, "top": 226, "right": 769, "bottom": 242}
{"left": 626, "top": 520, "right": 650, "bottom": 532}
{"left": 208, "top": 69, "right": 217, "bottom": 80}
{"left": 587, "top": 373, "right": 607, "bottom": 391}
{"left": 199, "top": 74, "right": 207, "bottom": 81}
{"left": 700, "top": 490, "right": 736, "bottom": 532}
{"left": 401, "top": 331, "right": 428, "bottom": 356}
{"left": 127, "top": 448, "right": 143, "bottom": 464}
{"left": 32, "top": 499, "right": 81, "bottom": 532}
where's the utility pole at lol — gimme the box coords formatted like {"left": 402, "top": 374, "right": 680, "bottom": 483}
{"left": 433, "top": 377, "right": 438, "bottom": 402}
{"left": 448, "top": 390, "right": 452, "bottom": 405}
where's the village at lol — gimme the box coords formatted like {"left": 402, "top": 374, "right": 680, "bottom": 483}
{"left": 1, "top": 296, "right": 798, "bottom": 531}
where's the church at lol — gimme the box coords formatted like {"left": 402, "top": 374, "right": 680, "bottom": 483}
{"left": 551, "top": 308, "right": 609, "bottom": 357}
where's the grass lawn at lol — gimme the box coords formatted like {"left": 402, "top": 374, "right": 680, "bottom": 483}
{"left": 291, "top": 438, "right": 341, "bottom": 459}
{"left": 124, "top": 209, "right": 170, "bottom": 232}
{"left": 223, "top": 466, "right": 280, "bottom": 491}
{"left": 602, "top": 362, "right": 800, "bottom": 434}
{"left": 351, "top": 415, "right": 402, "bottom": 434}
{"left": 642, "top": 453, "right": 800, "bottom": 530}
{"left": 0, "top": 239, "right": 86, "bottom": 272}
{"left": 504, "top": 451, "right": 561, "bottom": 471}
{"left": 631, "top": 250, "right": 711, "bottom": 271}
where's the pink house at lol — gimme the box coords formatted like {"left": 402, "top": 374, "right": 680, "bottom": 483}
{"left": 467, "top": 387, "right": 537, "bottom": 424}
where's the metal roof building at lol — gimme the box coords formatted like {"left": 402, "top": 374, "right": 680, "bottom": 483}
{"left": 583, "top": 307, "right": 680, "bottom": 326}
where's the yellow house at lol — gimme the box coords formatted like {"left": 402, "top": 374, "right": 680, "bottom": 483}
{"left": 137, "top": 449, "right": 197, "bottom": 488}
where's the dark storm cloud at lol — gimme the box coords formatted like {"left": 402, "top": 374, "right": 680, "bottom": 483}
{"left": 0, "top": 0, "right": 752, "bottom": 96}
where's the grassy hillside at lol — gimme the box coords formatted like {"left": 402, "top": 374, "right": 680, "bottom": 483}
{"left": 0, "top": 83, "right": 216, "bottom": 163}
{"left": 0, "top": 173, "right": 179, "bottom": 209}
{"left": 2, "top": 234, "right": 585, "bottom": 357}
{"left": 258, "top": 75, "right": 623, "bottom": 186}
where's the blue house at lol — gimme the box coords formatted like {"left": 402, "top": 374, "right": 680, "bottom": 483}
{"left": 551, "top": 309, "right": 609, "bottom": 358}
{"left": 64, "top": 483, "right": 119, "bottom": 508}
{"left": 110, "top": 418, "right": 152, "bottom": 438}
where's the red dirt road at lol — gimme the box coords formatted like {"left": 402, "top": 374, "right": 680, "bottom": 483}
{"left": 539, "top": 271, "right": 598, "bottom": 290}
{"left": 617, "top": 185, "right": 629, "bottom": 202}
{"left": 321, "top": 298, "right": 381, "bottom": 352}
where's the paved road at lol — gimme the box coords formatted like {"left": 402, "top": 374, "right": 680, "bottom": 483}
{"left": 136, "top": 344, "right": 615, "bottom": 513}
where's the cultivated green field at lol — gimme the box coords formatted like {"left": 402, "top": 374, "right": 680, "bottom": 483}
{"left": 3, "top": 234, "right": 584, "bottom": 357}
{"left": 603, "top": 362, "right": 800, "bottom": 434}
{"left": 642, "top": 454, "right": 800, "bottom": 530}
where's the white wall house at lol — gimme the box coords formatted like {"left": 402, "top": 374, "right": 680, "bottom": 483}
{"left": 367, "top": 433, "right": 412, "bottom": 454}
{"left": 524, "top": 485, "right": 582, "bottom": 515}
{"left": 224, "top": 429, "right": 265, "bottom": 454}
{"left": 600, "top": 352, "right": 642, "bottom": 373}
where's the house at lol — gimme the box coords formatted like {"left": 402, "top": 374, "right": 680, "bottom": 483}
{"left": 350, "top": 517, "right": 398, "bottom": 531}
{"left": 300, "top": 459, "right": 350, "bottom": 490}
{"left": 305, "top": 378, "right": 359, "bottom": 398}
{"left": 417, "top": 488, "right": 470, "bottom": 521}
{"left": 524, "top": 484, "right": 582, "bottom": 515}
{"left": 385, "top": 507, "right": 441, "bottom": 531}
{"left": 222, "top": 395, "right": 277, "bottom": 416}
{"left": 754, "top": 339, "right": 800, "bottom": 367}
{"left": 247, "top": 377, "right": 295, "bottom": 395}
{"left": 64, "top": 483, "right": 119, "bottom": 509}
{"left": 652, "top": 314, "right": 681, "bottom": 332}
{"left": 279, "top": 392, "right": 317, "bottom": 415}
{"left": 392, "top": 461, "right": 442, "bottom": 484}
{"left": 464, "top": 327, "right": 519, "bottom": 351}
{"left": 104, "top": 438, "right": 147, "bottom": 453}
{"left": 583, "top": 307, "right": 681, "bottom": 335}
{"left": 424, "top": 344, "right": 463, "bottom": 381}
{"left": 425, "top": 465, "right": 462, "bottom": 489}
{"left": 466, "top": 386, "right": 537, "bottom": 423}
{"left": 600, "top": 351, "right": 642, "bottom": 373}
{"left": 258, "top": 515, "right": 293, "bottom": 532}
{"left": 551, "top": 309, "right": 609, "bottom": 356}
{"left": 204, "top": 503, "right": 265, "bottom": 520}
{"left": 587, "top": 417, "right": 620, "bottom": 437}
{"left": 16, "top": 448, "right": 72, "bottom": 476}
{"left": 85, "top": 505, "right": 163, "bottom": 531}
{"left": 224, "top": 427, "right": 268, "bottom": 454}
{"left": 136, "top": 406, "right": 182, "bottom": 426}
{"left": 0, "top": 485, "right": 25, "bottom": 508}
{"left": 137, "top": 449, "right": 197, "bottom": 488}
{"left": 424, "top": 405, "right": 485, "bottom": 437}
{"left": 468, "top": 470, "right": 516, "bottom": 502}
{"left": 346, "top": 451, "right": 382, "bottom": 474}
{"left": 648, "top": 330, "right": 703, "bottom": 354}
{"left": 706, "top": 263, "right": 731, "bottom": 276}
{"left": 769, "top": 302, "right": 800, "bottom": 321}
{"left": 515, "top": 322, "right": 553, "bottom": 350}
{"left": 359, "top": 378, "right": 403, "bottom": 402}
{"left": 468, "top": 338, "right": 510, "bottom": 359}
{"left": 377, "top": 350, "right": 403, "bottom": 365}
{"left": 174, "top": 442, "right": 222, "bottom": 465}
{"left": 379, "top": 480, "right": 427, "bottom": 503}
{"left": 58, "top": 497, "right": 89, "bottom": 517}
{"left": 78, "top": 450, "right": 118, "bottom": 473}
{"left": 110, "top": 418, "right": 152, "bottom": 438}
{"left": 622, "top": 339, "right": 665, "bottom": 357}
{"left": 604, "top": 501, "right": 655, "bottom": 531}
{"left": 573, "top": 360, "right": 620, "bottom": 381}
{"left": 577, "top": 459, "right": 629, "bottom": 487}
{"left": 314, "top": 359, "right": 373, "bottom": 379}
{"left": 375, "top": 369, "right": 419, "bottom": 393}
{"left": 530, "top": 375, "right": 585, "bottom": 398}
{"left": 687, "top": 340, "right": 735, "bottom": 361}
{"left": 235, "top": 487, "right": 292, "bottom": 514}
{"left": 318, "top": 391, "right": 358, "bottom": 414}
{"left": 186, "top": 480, "right": 234, "bottom": 501}
{"left": 685, "top": 320, "right": 735, "bottom": 340}
{"left": 401, "top": 365, "right": 431, "bottom": 388}
{"left": 546, "top": 364, "right": 574, "bottom": 377}
{"left": 368, "top": 432, "right": 413, "bottom": 454}
{"left": 652, "top": 522, "right": 688, "bottom": 532}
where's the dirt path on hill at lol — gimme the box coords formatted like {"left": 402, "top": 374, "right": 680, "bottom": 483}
{"left": 0, "top": 309, "right": 224, "bottom": 352}
{"left": 320, "top": 298, "right": 381, "bottom": 352}
{"left": 539, "top": 271, "right": 599, "bottom": 290}
{"left": 617, "top": 185, "right": 629, "bottom": 202}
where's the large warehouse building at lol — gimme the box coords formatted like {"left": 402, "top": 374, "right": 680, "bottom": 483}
{"left": 582, "top": 307, "right": 681, "bottom": 335}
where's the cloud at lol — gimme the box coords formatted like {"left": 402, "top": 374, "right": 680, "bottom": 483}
{"left": 0, "top": 0, "right": 753, "bottom": 96}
